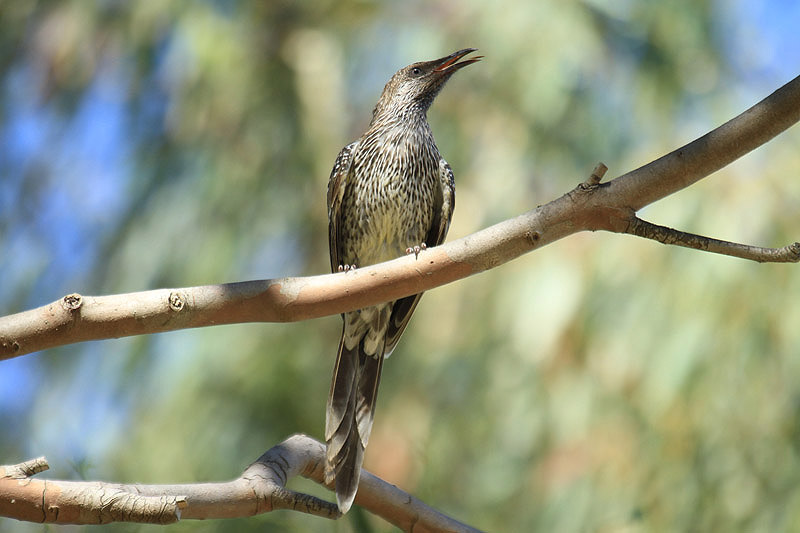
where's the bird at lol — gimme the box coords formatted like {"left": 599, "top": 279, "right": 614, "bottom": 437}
{"left": 324, "top": 48, "right": 480, "bottom": 513}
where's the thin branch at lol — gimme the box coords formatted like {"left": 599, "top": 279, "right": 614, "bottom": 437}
{"left": 1, "top": 456, "right": 49, "bottom": 479}
{"left": 0, "top": 434, "right": 481, "bottom": 532}
{"left": 625, "top": 216, "right": 800, "bottom": 262}
{"left": 1, "top": 75, "right": 799, "bottom": 360}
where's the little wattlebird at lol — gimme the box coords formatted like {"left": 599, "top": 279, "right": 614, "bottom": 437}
{"left": 325, "top": 48, "right": 481, "bottom": 513}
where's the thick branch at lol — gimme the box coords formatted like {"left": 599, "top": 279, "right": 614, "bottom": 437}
{"left": 602, "top": 73, "right": 800, "bottom": 209}
{"left": 0, "top": 434, "right": 480, "bottom": 532}
{"left": 1, "top": 75, "right": 800, "bottom": 360}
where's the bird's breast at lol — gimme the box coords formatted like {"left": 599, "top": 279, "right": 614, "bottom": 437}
{"left": 342, "top": 133, "right": 440, "bottom": 266}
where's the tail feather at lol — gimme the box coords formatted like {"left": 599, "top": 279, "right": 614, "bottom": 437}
{"left": 325, "top": 326, "right": 385, "bottom": 513}
{"left": 325, "top": 336, "right": 357, "bottom": 442}
{"left": 326, "top": 381, "right": 356, "bottom": 465}
{"left": 355, "top": 352, "right": 383, "bottom": 447}
{"left": 332, "top": 426, "right": 364, "bottom": 513}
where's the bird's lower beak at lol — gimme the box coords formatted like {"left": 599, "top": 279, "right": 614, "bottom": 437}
{"left": 432, "top": 48, "right": 482, "bottom": 74}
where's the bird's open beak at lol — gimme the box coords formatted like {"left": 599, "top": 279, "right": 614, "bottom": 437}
{"left": 432, "top": 48, "right": 482, "bottom": 74}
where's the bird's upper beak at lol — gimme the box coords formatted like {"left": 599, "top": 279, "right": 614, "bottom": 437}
{"left": 431, "top": 48, "right": 482, "bottom": 75}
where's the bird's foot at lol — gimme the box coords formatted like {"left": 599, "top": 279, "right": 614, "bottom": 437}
{"left": 337, "top": 264, "right": 357, "bottom": 272}
{"left": 405, "top": 243, "right": 427, "bottom": 259}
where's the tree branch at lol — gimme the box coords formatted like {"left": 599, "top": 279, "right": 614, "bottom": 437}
{"left": 603, "top": 72, "right": 800, "bottom": 210}
{"left": 625, "top": 216, "right": 800, "bottom": 262}
{"left": 2, "top": 75, "right": 799, "bottom": 360}
{"left": 0, "top": 434, "right": 481, "bottom": 531}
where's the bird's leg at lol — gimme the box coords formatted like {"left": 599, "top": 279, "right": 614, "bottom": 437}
{"left": 337, "top": 264, "right": 358, "bottom": 272}
{"left": 405, "top": 242, "right": 427, "bottom": 259}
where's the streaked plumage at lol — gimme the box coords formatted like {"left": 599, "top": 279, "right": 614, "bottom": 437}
{"left": 325, "top": 49, "right": 480, "bottom": 513}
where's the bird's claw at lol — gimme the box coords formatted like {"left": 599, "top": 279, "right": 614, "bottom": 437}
{"left": 405, "top": 243, "right": 427, "bottom": 259}
{"left": 338, "top": 264, "right": 357, "bottom": 272}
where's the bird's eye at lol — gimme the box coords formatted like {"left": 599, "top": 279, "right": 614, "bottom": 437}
{"left": 410, "top": 67, "right": 422, "bottom": 76}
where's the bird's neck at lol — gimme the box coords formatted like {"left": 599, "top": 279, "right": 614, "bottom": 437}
{"left": 367, "top": 104, "right": 432, "bottom": 140}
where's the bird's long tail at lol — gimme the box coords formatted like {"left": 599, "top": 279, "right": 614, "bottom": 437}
{"left": 325, "top": 327, "right": 384, "bottom": 513}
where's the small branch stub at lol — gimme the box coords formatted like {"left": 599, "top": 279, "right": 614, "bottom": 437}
{"left": 61, "top": 294, "right": 82, "bottom": 312}
{"left": 168, "top": 292, "right": 185, "bottom": 312}
{"left": 582, "top": 162, "right": 608, "bottom": 187}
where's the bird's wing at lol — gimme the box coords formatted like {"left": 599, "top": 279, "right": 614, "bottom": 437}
{"left": 325, "top": 140, "right": 366, "bottom": 513}
{"left": 428, "top": 158, "right": 456, "bottom": 248}
{"left": 384, "top": 158, "right": 456, "bottom": 355}
{"left": 327, "top": 141, "right": 358, "bottom": 273}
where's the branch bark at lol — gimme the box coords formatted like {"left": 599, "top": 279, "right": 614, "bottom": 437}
{"left": 2, "top": 75, "right": 799, "bottom": 360}
{"left": 0, "top": 434, "right": 481, "bottom": 532}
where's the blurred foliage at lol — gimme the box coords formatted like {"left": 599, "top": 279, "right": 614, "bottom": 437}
{"left": 1, "top": 1, "right": 800, "bottom": 532}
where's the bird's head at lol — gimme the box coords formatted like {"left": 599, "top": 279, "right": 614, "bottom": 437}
{"left": 372, "top": 48, "right": 481, "bottom": 121}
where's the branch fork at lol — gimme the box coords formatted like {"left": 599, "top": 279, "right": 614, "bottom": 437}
{"left": 0, "top": 435, "right": 481, "bottom": 531}
{"left": 576, "top": 161, "right": 800, "bottom": 263}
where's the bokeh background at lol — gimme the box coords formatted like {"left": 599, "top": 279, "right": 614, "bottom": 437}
{"left": 2, "top": 1, "right": 800, "bottom": 531}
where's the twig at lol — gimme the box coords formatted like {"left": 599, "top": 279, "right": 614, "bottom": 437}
{"left": 1, "top": 456, "right": 49, "bottom": 479}
{"left": 625, "top": 216, "right": 800, "bottom": 262}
